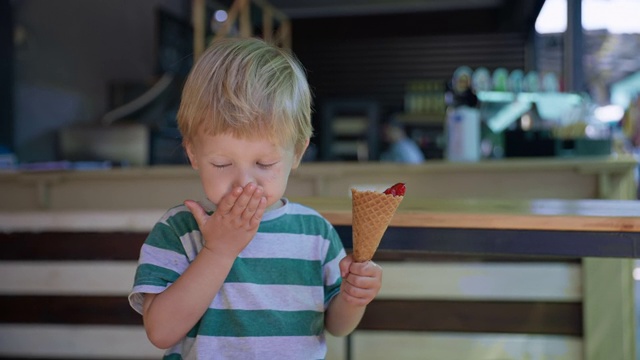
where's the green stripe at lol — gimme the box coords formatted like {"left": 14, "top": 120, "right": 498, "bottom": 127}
{"left": 135, "top": 263, "right": 181, "bottom": 286}
{"left": 194, "top": 309, "right": 324, "bottom": 337}
{"left": 187, "top": 320, "right": 200, "bottom": 338}
{"left": 324, "top": 277, "right": 342, "bottom": 304}
{"left": 163, "top": 354, "right": 182, "bottom": 360}
{"left": 164, "top": 208, "right": 200, "bottom": 231}
{"left": 227, "top": 258, "right": 322, "bottom": 286}
{"left": 259, "top": 214, "right": 329, "bottom": 236}
{"left": 323, "top": 229, "right": 343, "bottom": 265}
{"left": 145, "top": 222, "right": 188, "bottom": 256}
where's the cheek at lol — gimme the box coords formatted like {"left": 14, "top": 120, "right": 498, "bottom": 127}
{"left": 199, "top": 170, "right": 231, "bottom": 204}
{"left": 260, "top": 168, "right": 289, "bottom": 197}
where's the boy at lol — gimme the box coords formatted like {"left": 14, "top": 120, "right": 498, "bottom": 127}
{"left": 129, "top": 37, "right": 383, "bottom": 359}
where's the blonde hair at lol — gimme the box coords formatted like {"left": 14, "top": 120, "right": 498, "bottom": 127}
{"left": 177, "top": 37, "right": 312, "bottom": 153}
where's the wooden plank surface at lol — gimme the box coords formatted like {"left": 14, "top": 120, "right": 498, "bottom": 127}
{"left": 0, "top": 295, "right": 579, "bottom": 336}
{"left": 1, "top": 198, "right": 638, "bottom": 233}
{"left": 293, "top": 197, "right": 640, "bottom": 232}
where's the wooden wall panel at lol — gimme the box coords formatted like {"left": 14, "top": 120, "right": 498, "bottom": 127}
{"left": 0, "top": 230, "right": 583, "bottom": 360}
{"left": 294, "top": 32, "right": 526, "bottom": 127}
{"left": 351, "top": 331, "right": 582, "bottom": 360}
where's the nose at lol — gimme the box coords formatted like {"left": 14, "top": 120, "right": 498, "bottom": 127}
{"left": 232, "top": 167, "right": 256, "bottom": 189}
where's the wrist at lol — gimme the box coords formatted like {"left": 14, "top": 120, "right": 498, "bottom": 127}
{"left": 337, "top": 290, "right": 368, "bottom": 309}
{"left": 199, "top": 245, "right": 237, "bottom": 265}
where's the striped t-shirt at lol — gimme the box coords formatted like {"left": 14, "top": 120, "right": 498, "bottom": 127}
{"left": 129, "top": 198, "right": 345, "bottom": 360}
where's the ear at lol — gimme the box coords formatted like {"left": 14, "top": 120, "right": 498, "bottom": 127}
{"left": 292, "top": 139, "right": 310, "bottom": 169}
{"left": 184, "top": 141, "right": 199, "bottom": 170}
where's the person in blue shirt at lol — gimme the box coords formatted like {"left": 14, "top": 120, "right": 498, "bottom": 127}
{"left": 380, "top": 119, "right": 425, "bottom": 164}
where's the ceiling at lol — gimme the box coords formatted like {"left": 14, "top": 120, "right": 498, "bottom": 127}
{"left": 265, "top": 0, "right": 507, "bottom": 19}
{"left": 212, "top": 0, "right": 546, "bottom": 32}
{"left": 258, "top": 0, "right": 546, "bottom": 36}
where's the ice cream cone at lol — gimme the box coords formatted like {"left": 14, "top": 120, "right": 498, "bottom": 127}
{"left": 351, "top": 188, "right": 403, "bottom": 262}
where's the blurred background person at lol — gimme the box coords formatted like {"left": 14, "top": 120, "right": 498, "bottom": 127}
{"left": 380, "top": 119, "right": 425, "bottom": 164}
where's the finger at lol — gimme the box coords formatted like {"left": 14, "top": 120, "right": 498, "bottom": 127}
{"left": 217, "top": 187, "right": 243, "bottom": 215}
{"left": 344, "top": 278, "right": 380, "bottom": 302}
{"left": 344, "top": 272, "right": 379, "bottom": 290}
{"left": 230, "top": 183, "right": 257, "bottom": 217}
{"left": 349, "top": 260, "right": 382, "bottom": 277}
{"left": 248, "top": 197, "right": 267, "bottom": 229}
{"left": 341, "top": 281, "right": 370, "bottom": 299}
{"left": 184, "top": 200, "right": 209, "bottom": 229}
{"left": 241, "top": 186, "right": 263, "bottom": 221}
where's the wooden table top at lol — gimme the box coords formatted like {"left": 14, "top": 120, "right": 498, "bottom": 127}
{"left": 2, "top": 197, "right": 639, "bottom": 258}
{"left": 289, "top": 197, "right": 640, "bottom": 258}
{"left": 1, "top": 197, "right": 638, "bottom": 233}
{"left": 293, "top": 197, "right": 640, "bottom": 233}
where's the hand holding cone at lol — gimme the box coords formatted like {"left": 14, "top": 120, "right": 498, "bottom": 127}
{"left": 351, "top": 183, "right": 405, "bottom": 262}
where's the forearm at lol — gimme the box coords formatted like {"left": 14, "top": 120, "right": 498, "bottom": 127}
{"left": 143, "top": 249, "right": 235, "bottom": 348}
{"left": 324, "top": 292, "right": 367, "bottom": 337}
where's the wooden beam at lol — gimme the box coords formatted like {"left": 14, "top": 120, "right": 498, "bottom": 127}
{"left": 262, "top": 5, "right": 273, "bottom": 42}
{"left": 213, "top": 0, "right": 241, "bottom": 42}
{"left": 239, "top": 0, "right": 252, "bottom": 38}
{"left": 192, "top": 0, "right": 206, "bottom": 60}
{"left": 360, "top": 299, "right": 582, "bottom": 336}
{"left": 280, "top": 20, "right": 291, "bottom": 49}
{"left": 209, "top": 0, "right": 290, "bottom": 47}
{"left": 252, "top": 0, "right": 288, "bottom": 22}
{"left": 0, "top": 295, "right": 582, "bottom": 336}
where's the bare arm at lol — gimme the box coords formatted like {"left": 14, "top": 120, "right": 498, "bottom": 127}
{"left": 142, "top": 183, "right": 267, "bottom": 349}
{"left": 325, "top": 256, "right": 383, "bottom": 336}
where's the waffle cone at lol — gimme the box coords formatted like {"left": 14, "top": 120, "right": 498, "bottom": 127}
{"left": 351, "top": 188, "right": 403, "bottom": 262}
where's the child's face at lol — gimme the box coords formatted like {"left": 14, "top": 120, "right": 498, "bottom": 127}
{"left": 185, "top": 132, "right": 306, "bottom": 210}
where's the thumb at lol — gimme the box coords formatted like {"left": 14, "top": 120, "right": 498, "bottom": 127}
{"left": 184, "top": 200, "right": 209, "bottom": 229}
{"left": 339, "top": 254, "right": 354, "bottom": 278}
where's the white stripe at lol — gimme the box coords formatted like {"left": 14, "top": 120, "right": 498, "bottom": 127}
{"left": 180, "top": 230, "right": 203, "bottom": 259}
{"left": 324, "top": 249, "right": 346, "bottom": 286}
{"left": 129, "top": 285, "right": 167, "bottom": 314}
{"left": 139, "top": 243, "right": 189, "bottom": 274}
{"left": 377, "top": 262, "right": 581, "bottom": 301}
{"left": 288, "top": 202, "right": 323, "bottom": 216}
{"left": 0, "top": 324, "right": 164, "bottom": 358}
{"left": 240, "top": 232, "right": 329, "bottom": 261}
{"left": 212, "top": 283, "right": 324, "bottom": 311}
{"left": 352, "top": 331, "right": 582, "bottom": 360}
{"left": 0, "top": 203, "right": 322, "bottom": 232}
{"left": 0, "top": 210, "right": 163, "bottom": 232}
{"left": 0, "top": 260, "right": 580, "bottom": 302}
{"left": 0, "top": 325, "right": 582, "bottom": 360}
{"left": 159, "top": 205, "right": 189, "bottom": 226}
{"left": 0, "top": 261, "right": 137, "bottom": 295}
{"left": 189, "top": 335, "right": 326, "bottom": 360}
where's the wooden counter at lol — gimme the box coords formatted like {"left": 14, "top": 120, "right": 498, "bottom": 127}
{"left": 298, "top": 197, "right": 640, "bottom": 231}
{"left": 1, "top": 156, "right": 638, "bottom": 360}
{"left": 292, "top": 198, "right": 640, "bottom": 259}
{"left": 1, "top": 198, "right": 638, "bottom": 360}
{"left": 1, "top": 156, "right": 637, "bottom": 210}
{"left": 2, "top": 198, "right": 639, "bottom": 257}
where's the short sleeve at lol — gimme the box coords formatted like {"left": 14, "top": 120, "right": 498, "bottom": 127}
{"left": 128, "top": 218, "right": 192, "bottom": 315}
{"left": 322, "top": 225, "right": 346, "bottom": 307}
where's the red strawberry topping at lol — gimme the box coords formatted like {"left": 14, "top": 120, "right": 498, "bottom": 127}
{"left": 383, "top": 182, "right": 406, "bottom": 196}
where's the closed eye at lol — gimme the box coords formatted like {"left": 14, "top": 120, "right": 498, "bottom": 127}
{"left": 257, "top": 162, "right": 278, "bottom": 169}
{"left": 211, "top": 163, "right": 231, "bottom": 169}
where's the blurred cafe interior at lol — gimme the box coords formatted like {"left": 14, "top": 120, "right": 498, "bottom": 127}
{"left": 2, "top": 0, "right": 640, "bottom": 359}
